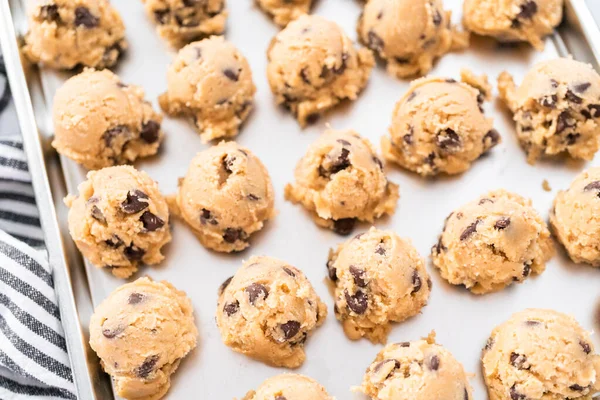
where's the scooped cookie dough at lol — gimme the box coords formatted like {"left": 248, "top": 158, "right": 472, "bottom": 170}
{"left": 382, "top": 70, "right": 500, "bottom": 176}
{"left": 327, "top": 227, "right": 431, "bottom": 343}
{"left": 53, "top": 69, "right": 163, "bottom": 170}
{"left": 216, "top": 256, "right": 327, "bottom": 368}
{"left": 285, "top": 129, "right": 399, "bottom": 235}
{"left": 498, "top": 57, "right": 600, "bottom": 163}
{"left": 550, "top": 167, "right": 600, "bottom": 267}
{"left": 159, "top": 36, "right": 255, "bottom": 142}
{"left": 242, "top": 374, "right": 333, "bottom": 400}
{"left": 482, "top": 309, "right": 600, "bottom": 400}
{"left": 23, "top": 0, "right": 126, "bottom": 69}
{"left": 170, "top": 141, "right": 274, "bottom": 252}
{"left": 256, "top": 0, "right": 312, "bottom": 27}
{"left": 357, "top": 0, "right": 469, "bottom": 78}
{"left": 141, "top": 0, "right": 226, "bottom": 46}
{"left": 65, "top": 166, "right": 171, "bottom": 278}
{"left": 267, "top": 15, "right": 374, "bottom": 126}
{"left": 89, "top": 277, "right": 197, "bottom": 400}
{"left": 431, "top": 189, "right": 553, "bottom": 294}
{"left": 463, "top": 0, "right": 563, "bottom": 50}
{"left": 359, "top": 333, "right": 473, "bottom": 400}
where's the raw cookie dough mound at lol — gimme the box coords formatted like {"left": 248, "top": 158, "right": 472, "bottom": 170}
{"left": 550, "top": 167, "right": 600, "bottom": 267}
{"left": 23, "top": 0, "right": 126, "bottom": 69}
{"left": 171, "top": 141, "right": 274, "bottom": 252}
{"left": 463, "top": 0, "right": 563, "bottom": 50}
{"left": 482, "top": 309, "right": 600, "bottom": 400}
{"left": 216, "top": 256, "right": 327, "bottom": 368}
{"left": 267, "top": 15, "right": 375, "bottom": 127}
{"left": 382, "top": 70, "right": 500, "bottom": 176}
{"left": 498, "top": 57, "right": 600, "bottom": 163}
{"left": 327, "top": 227, "right": 431, "bottom": 343}
{"left": 285, "top": 129, "right": 399, "bottom": 235}
{"left": 256, "top": 0, "right": 312, "bottom": 27}
{"left": 431, "top": 189, "right": 553, "bottom": 294}
{"left": 359, "top": 333, "right": 473, "bottom": 400}
{"left": 357, "top": 0, "right": 469, "bottom": 78}
{"left": 242, "top": 374, "right": 333, "bottom": 400}
{"left": 141, "top": 0, "right": 226, "bottom": 46}
{"left": 89, "top": 277, "right": 197, "bottom": 400}
{"left": 53, "top": 69, "right": 163, "bottom": 170}
{"left": 159, "top": 36, "right": 255, "bottom": 142}
{"left": 65, "top": 166, "right": 171, "bottom": 278}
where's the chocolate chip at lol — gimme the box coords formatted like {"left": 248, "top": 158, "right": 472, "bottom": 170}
{"left": 282, "top": 267, "right": 296, "bottom": 277}
{"left": 223, "top": 68, "right": 240, "bottom": 82}
{"left": 102, "top": 326, "right": 124, "bottom": 339}
{"left": 121, "top": 190, "right": 149, "bottom": 214}
{"left": 566, "top": 133, "right": 580, "bottom": 145}
{"left": 219, "top": 276, "right": 233, "bottom": 295}
{"left": 550, "top": 79, "right": 559, "bottom": 88}
{"left": 182, "top": 0, "right": 199, "bottom": 6}
{"left": 510, "top": 352, "right": 527, "bottom": 369}
{"left": 582, "top": 109, "right": 592, "bottom": 119}
{"left": 565, "top": 89, "right": 583, "bottom": 104}
{"left": 484, "top": 337, "right": 495, "bottom": 351}
{"left": 367, "top": 30, "right": 385, "bottom": 52}
{"left": 588, "top": 104, "right": 600, "bottom": 118}
{"left": 275, "top": 396, "right": 287, "bottom": 400}
{"left": 140, "top": 211, "right": 164, "bottom": 231}
{"left": 523, "top": 262, "right": 531, "bottom": 277}
{"left": 223, "top": 228, "right": 244, "bottom": 243}
{"left": 345, "top": 290, "right": 368, "bottom": 314}
{"left": 494, "top": 217, "right": 510, "bottom": 230}
{"left": 464, "top": 388, "right": 470, "bottom": 400}
{"left": 375, "top": 245, "right": 386, "bottom": 255}
{"left": 446, "top": 78, "right": 457, "bottom": 83}
{"left": 327, "top": 260, "right": 337, "bottom": 281}
{"left": 337, "top": 139, "right": 351, "bottom": 147}
{"left": 411, "top": 270, "right": 422, "bottom": 293}
{"left": 376, "top": 10, "right": 383, "bottom": 19}
{"left": 525, "top": 320, "right": 540, "bottom": 326}
{"left": 223, "top": 301, "right": 239, "bottom": 316}
{"left": 305, "top": 113, "right": 320, "bottom": 125}
{"left": 245, "top": 283, "right": 269, "bottom": 305}
{"left": 90, "top": 205, "right": 106, "bottom": 224}
{"left": 136, "top": 355, "right": 159, "bottom": 378}
{"left": 516, "top": 1, "right": 537, "bottom": 20}
{"left": 373, "top": 156, "right": 384, "bottom": 170}
{"left": 580, "top": 341, "right": 592, "bottom": 354}
{"left": 39, "top": 4, "right": 59, "bottom": 21}
{"left": 570, "top": 384, "right": 586, "bottom": 391}
{"left": 349, "top": 265, "right": 367, "bottom": 287}
{"left": 194, "top": 46, "right": 202, "bottom": 59}
{"left": 556, "top": 111, "right": 574, "bottom": 134}
{"left": 247, "top": 194, "right": 260, "bottom": 201}
{"left": 333, "top": 218, "right": 356, "bottom": 236}
{"left": 399, "top": 342, "right": 411, "bottom": 347}
{"left": 74, "top": 7, "right": 99, "bottom": 28}
{"left": 300, "top": 68, "right": 311, "bottom": 84}
{"left": 426, "top": 355, "right": 440, "bottom": 371}
{"left": 479, "top": 198, "right": 493, "bottom": 205}
{"left": 280, "top": 321, "right": 301, "bottom": 340}
{"left": 124, "top": 244, "right": 145, "bottom": 261}
{"left": 175, "top": 11, "right": 201, "bottom": 27}
{"left": 432, "top": 9, "right": 442, "bottom": 26}
{"left": 540, "top": 94, "right": 557, "bottom": 108}
{"left": 583, "top": 181, "right": 600, "bottom": 193}
{"left": 406, "top": 91, "right": 417, "bottom": 102}
{"left": 573, "top": 82, "right": 591, "bottom": 93}
{"left": 333, "top": 53, "right": 349, "bottom": 75}
{"left": 102, "top": 125, "right": 130, "bottom": 147}
{"left": 154, "top": 9, "right": 170, "bottom": 24}
{"left": 425, "top": 152, "right": 436, "bottom": 166}
{"left": 105, "top": 236, "right": 123, "bottom": 248}
{"left": 128, "top": 292, "right": 144, "bottom": 304}
{"left": 436, "top": 128, "right": 461, "bottom": 150}
{"left": 140, "top": 121, "right": 160, "bottom": 143}
{"left": 200, "top": 208, "right": 218, "bottom": 225}
{"left": 460, "top": 220, "right": 481, "bottom": 241}
{"left": 510, "top": 385, "right": 526, "bottom": 400}
{"left": 433, "top": 237, "right": 446, "bottom": 254}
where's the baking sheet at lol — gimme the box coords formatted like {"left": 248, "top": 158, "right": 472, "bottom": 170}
{"left": 26, "top": 0, "right": 600, "bottom": 398}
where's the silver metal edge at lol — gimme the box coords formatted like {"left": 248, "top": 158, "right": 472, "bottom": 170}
{"left": 566, "top": 0, "right": 600, "bottom": 66}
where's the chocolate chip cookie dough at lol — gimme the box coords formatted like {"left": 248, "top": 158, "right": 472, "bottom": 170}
{"left": 159, "top": 36, "right": 256, "bottom": 142}
{"left": 256, "top": 0, "right": 312, "bottom": 27}
{"left": 357, "top": 0, "right": 469, "bottom": 78}
{"left": 382, "top": 70, "right": 500, "bottom": 176}
{"left": 550, "top": 167, "right": 600, "bottom": 267}
{"left": 359, "top": 333, "right": 473, "bottom": 400}
{"left": 170, "top": 141, "right": 275, "bottom": 252}
{"left": 267, "top": 15, "right": 374, "bottom": 126}
{"left": 431, "top": 189, "right": 553, "bottom": 294}
{"left": 242, "top": 374, "right": 333, "bottom": 400}
{"left": 53, "top": 69, "right": 163, "bottom": 170}
{"left": 23, "top": 0, "right": 127, "bottom": 69}
{"left": 65, "top": 166, "right": 171, "bottom": 278}
{"left": 463, "top": 0, "right": 563, "bottom": 50}
{"left": 285, "top": 129, "right": 399, "bottom": 235}
{"left": 327, "top": 227, "right": 431, "bottom": 343}
{"left": 141, "top": 0, "right": 226, "bottom": 46}
{"left": 482, "top": 309, "right": 600, "bottom": 400}
{"left": 216, "top": 256, "right": 327, "bottom": 368}
{"left": 89, "top": 277, "right": 197, "bottom": 400}
{"left": 498, "top": 57, "right": 600, "bottom": 163}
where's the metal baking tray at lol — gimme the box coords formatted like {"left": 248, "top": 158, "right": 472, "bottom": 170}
{"left": 1, "top": 0, "right": 600, "bottom": 398}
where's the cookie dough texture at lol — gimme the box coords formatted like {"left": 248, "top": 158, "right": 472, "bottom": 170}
{"left": 327, "top": 227, "right": 430, "bottom": 343}
{"left": 359, "top": 333, "right": 473, "bottom": 400}
{"left": 382, "top": 71, "right": 499, "bottom": 176}
{"left": 431, "top": 189, "right": 553, "bottom": 294}
{"left": 24, "top": 0, "right": 126, "bottom": 69}
{"left": 550, "top": 167, "right": 600, "bottom": 267}
{"left": 498, "top": 57, "right": 600, "bottom": 163}
{"left": 358, "top": 0, "right": 469, "bottom": 78}
{"left": 482, "top": 309, "right": 600, "bottom": 400}
{"left": 89, "top": 278, "right": 197, "bottom": 400}
{"left": 285, "top": 129, "right": 399, "bottom": 235}
{"left": 141, "top": 0, "right": 226, "bottom": 46}
{"left": 463, "top": 0, "right": 563, "bottom": 50}
{"left": 159, "top": 36, "right": 255, "bottom": 142}
{"left": 53, "top": 69, "right": 163, "bottom": 170}
{"left": 256, "top": 0, "right": 312, "bottom": 27}
{"left": 267, "top": 15, "right": 374, "bottom": 127}
{"left": 242, "top": 374, "right": 333, "bottom": 400}
{"left": 216, "top": 256, "right": 327, "bottom": 368}
{"left": 65, "top": 166, "right": 171, "bottom": 278}
{"left": 171, "top": 141, "right": 274, "bottom": 252}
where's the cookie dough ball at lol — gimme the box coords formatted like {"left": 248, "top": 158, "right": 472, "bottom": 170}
{"left": 482, "top": 309, "right": 600, "bottom": 400}
{"left": 256, "top": 0, "right": 311, "bottom": 27}
{"left": 243, "top": 374, "right": 333, "bottom": 400}
{"left": 159, "top": 37, "right": 255, "bottom": 142}
{"left": 357, "top": 0, "right": 469, "bottom": 78}
{"left": 171, "top": 142, "right": 274, "bottom": 252}
{"left": 359, "top": 333, "right": 473, "bottom": 400}
{"left": 382, "top": 71, "right": 500, "bottom": 176}
{"left": 327, "top": 227, "right": 431, "bottom": 343}
{"left": 267, "top": 15, "right": 374, "bottom": 127}
{"left": 498, "top": 58, "right": 600, "bottom": 163}
{"left": 89, "top": 277, "right": 197, "bottom": 400}
{"left": 285, "top": 129, "right": 399, "bottom": 235}
{"left": 141, "top": 0, "right": 226, "bottom": 46}
{"left": 431, "top": 189, "right": 553, "bottom": 294}
{"left": 216, "top": 256, "right": 327, "bottom": 368}
{"left": 463, "top": 0, "right": 563, "bottom": 50}
{"left": 65, "top": 166, "right": 171, "bottom": 278}
{"left": 23, "top": 0, "right": 126, "bottom": 69}
{"left": 52, "top": 69, "right": 163, "bottom": 170}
